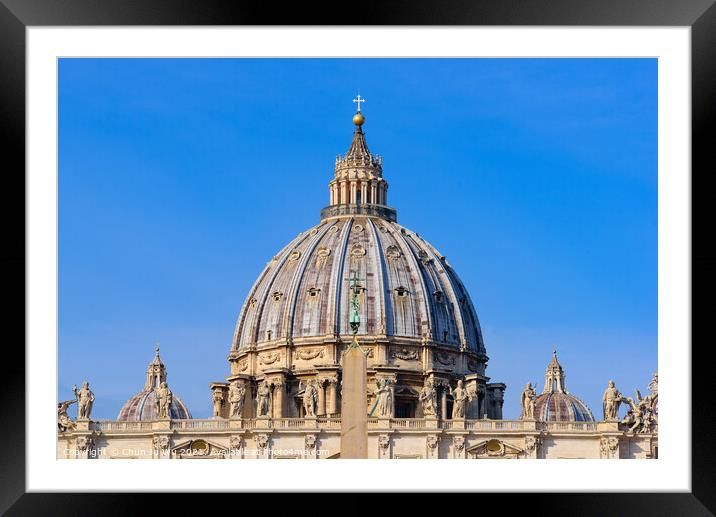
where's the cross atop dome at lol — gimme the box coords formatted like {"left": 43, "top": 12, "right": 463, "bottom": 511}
{"left": 352, "top": 94, "right": 366, "bottom": 112}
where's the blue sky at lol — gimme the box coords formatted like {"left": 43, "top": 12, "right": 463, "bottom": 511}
{"left": 58, "top": 58, "right": 657, "bottom": 419}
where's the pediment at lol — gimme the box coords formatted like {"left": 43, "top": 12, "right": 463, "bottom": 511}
{"left": 466, "top": 439, "right": 524, "bottom": 458}
{"left": 171, "top": 438, "right": 228, "bottom": 459}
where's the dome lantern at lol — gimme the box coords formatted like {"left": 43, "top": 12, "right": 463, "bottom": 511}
{"left": 117, "top": 346, "right": 192, "bottom": 421}
{"left": 534, "top": 351, "right": 594, "bottom": 422}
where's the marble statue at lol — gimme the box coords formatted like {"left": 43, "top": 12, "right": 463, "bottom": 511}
{"left": 302, "top": 380, "right": 318, "bottom": 417}
{"left": 155, "top": 381, "right": 173, "bottom": 419}
{"left": 418, "top": 378, "right": 437, "bottom": 417}
{"left": 211, "top": 387, "right": 224, "bottom": 418}
{"left": 73, "top": 381, "right": 95, "bottom": 420}
{"left": 520, "top": 382, "right": 536, "bottom": 420}
{"left": 602, "top": 380, "right": 622, "bottom": 421}
{"left": 372, "top": 379, "right": 394, "bottom": 417}
{"left": 448, "top": 380, "right": 471, "bottom": 419}
{"left": 229, "top": 381, "right": 246, "bottom": 418}
{"left": 57, "top": 399, "right": 76, "bottom": 432}
{"left": 256, "top": 382, "right": 271, "bottom": 417}
{"left": 621, "top": 377, "right": 658, "bottom": 434}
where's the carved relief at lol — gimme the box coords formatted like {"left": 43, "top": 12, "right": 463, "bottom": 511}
{"left": 254, "top": 434, "right": 269, "bottom": 450}
{"left": 392, "top": 347, "right": 419, "bottom": 361}
{"left": 288, "top": 250, "right": 301, "bottom": 262}
{"left": 426, "top": 435, "right": 439, "bottom": 449}
{"left": 453, "top": 436, "right": 465, "bottom": 452}
{"left": 378, "top": 434, "right": 391, "bottom": 450}
{"left": 525, "top": 436, "right": 539, "bottom": 453}
{"left": 350, "top": 244, "right": 366, "bottom": 258}
{"left": 353, "top": 224, "right": 364, "bottom": 233}
{"left": 272, "top": 291, "right": 283, "bottom": 302}
{"left": 152, "top": 435, "right": 170, "bottom": 454}
{"left": 307, "top": 287, "right": 321, "bottom": 299}
{"left": 248, "top": 297, "right": 257, "bottom": 309}
{"left": 294, "top": 347, "right": 325, "bottom": 361}
{"left": 75, "top": 436, "right": 94, "bottom": 453}
{"left": 229, "top": 436, "right": 242, "bottom": 451}
{"left": 418, "top": 249, "right": 431, "bottom": 264}
{"left": 305, "top": 434, "right": 317, "bottom": 451}
{"left": 434, "top": 352, "right": 455, "bottom": 366}
{"left": 385, "top": 245, "right": 401, "bottom": 260}
{"left": 236, "top": 360, "right": 248, "bottom": 372}
{"left": 315, "top": 247, "right": 331, "bottom": 268}
{"left": 259, "top": 352, "right": 282, "bottom": 365}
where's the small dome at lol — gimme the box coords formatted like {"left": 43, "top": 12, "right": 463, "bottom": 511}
{"left": 116, "top": 346, "right": 192, "bottom": 421}
{"left": 117, "top": 389, "right": 191, "bottom": 421}
{"left": 535, "top": 391, "right": 594, "bottom": 422}
{"left": 534, "top": 350, "right": 594, "bottom": 422}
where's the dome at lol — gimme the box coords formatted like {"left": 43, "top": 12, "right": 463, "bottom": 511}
{"left": 225, "top": 103, "right": 502, "bottom": 421}
{"left": 117, "top": 346, "right": 192, "bottom": 421}
{"left": 231, "top": 217, "right": 486, "bottom": 354}
{"left": 534, "top": 351, "right": 594, "bottom": 422}
{"left": 534, "top": 392, "right": 594, "bottom": 422}
{"left": 117, "top": 390, "right": 192, "bottom": 421}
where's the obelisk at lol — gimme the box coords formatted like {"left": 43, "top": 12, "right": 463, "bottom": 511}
{"left": 340, "top": 272, "right": 368, "bottom": 458}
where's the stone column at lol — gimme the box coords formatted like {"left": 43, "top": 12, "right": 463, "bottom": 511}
{"left": 441, "top": 384, "right": 448, "bottom": 420}
{"left": 327, "top": 376, "right": 339, "bottom": 415}
{"left": 371, "top": 182, "right": 377, "bottom": 205}
{"left": 464, "top": 374, "right": 481, "bottom": 419}
{"left": 272, "top": 380, "right": 284, "bottom": 418}
{"left": 317, "top": 378, "right": 327, "bottom": 416}
{"left": 361, "top": 183, "right": 367, "bottom": 205}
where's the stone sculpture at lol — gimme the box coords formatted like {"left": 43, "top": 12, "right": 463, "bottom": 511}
{"left": 73, "top": 381, "right": 94, "bottom": 420}
{"left": 621, "top": 374, "right": 658, "bottom": 434}
{"left": 155, "top": 381, "right": 173, "bottom": 419}
{"left": 602, "top": 380, "right": 622, "bottom": 421}
{"left": 57, "top": 399, "right": 76, "bottom": 432}
{"left": 256, "top": 382, "right": 271, "bottom": 417}
{"left": 418, "top": 378, "right": 437, "bottom": 417}
{"left": 520, "top": 382, "right": 536, "bottom": 420}
{"left": 449, "top": 380, "right": 472, "bottom": 419}
{"left": 372, "top": 378, "right": 394, "bottom": 417}
{"left": 229, "top": 381, "right": 246, "bottom": 418}
{"left": 302, "top": 380, "right": 318, "bottom": 417}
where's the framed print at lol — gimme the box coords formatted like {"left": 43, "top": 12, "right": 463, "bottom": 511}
{"left": 2, "top": 0, "right": 715, "bottom": 513}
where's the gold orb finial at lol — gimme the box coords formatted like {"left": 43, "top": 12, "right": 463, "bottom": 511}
{"left": 353, "top": 112, "right": 365, "bottom": 126}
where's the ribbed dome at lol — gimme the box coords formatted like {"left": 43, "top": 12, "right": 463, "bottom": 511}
{"left": 534, "top": 350, "right": 594, "bottom": 422}
{"left": 230, "top": 217, "right": 486, "bottom": 354}
{"left": 534, "top": 391, "right": 594, "bottom": 422}
{"left": 227, "top": 106, "right": 491, "bottom": 389}
{"left": 117, "top": 346, "right": 192, "bottom": 421}
{"left": 117, "top": 389, "right": 192, "bottom": 421}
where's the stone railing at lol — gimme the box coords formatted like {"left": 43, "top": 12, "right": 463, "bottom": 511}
{"left": 464, "top": 420, "right": 526, "bottom": 431}
{"left": 540, "top": 421, "right": 598, "bottom": 432}
{"left": 171, "top": 419, "right": 231, "bottom": 431}
{"left": 89, "top": 418, "right": 601, "bottom": 434}
{"left": 91, "top": 421, "right": 154, "bottom": 432}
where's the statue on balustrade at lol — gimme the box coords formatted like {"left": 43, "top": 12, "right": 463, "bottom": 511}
{"left": 371, "top": 378, "right": 394, "bottom": 417}
{"left": 520, "top": 382, "right": 536, "bottom": 420}
{"left": 419, "top": 378, "right": 437, "bottom": 417}
{"left": 621, "top": 374, "right": 658, "bottom": 434}
{"left": 229, "top": 381, "right": 246, "bottom": 418}
{"left": 73, "top": 381, "right": 95, "bottom": 420}
{"left": 302, "top": 380, "right": 318, "bottom": 417}
{"left": 256, "top": 382, "right": 272, "bottom": 417}
{"left": 57, "top": 399, "right": 76, "bottom": 432}
{"left": 448, "top": 379, "right": 472, "bottom": 419}
{"left": 602, "top": 380, "right": 622, "bottom": 421}
{"left": 155, "top": 381, "right": 173, "bottom": 419}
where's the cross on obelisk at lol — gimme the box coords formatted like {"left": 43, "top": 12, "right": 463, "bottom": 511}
{"left": 352, "top": 94, "right": 366, "bottom": 113}
{"left": 340, "top": 270, "right": 368, "bottom": 458}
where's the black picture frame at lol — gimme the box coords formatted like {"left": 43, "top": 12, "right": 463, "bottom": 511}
{"left": 2, "top": 0, "right": 714, "bottom": 513}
